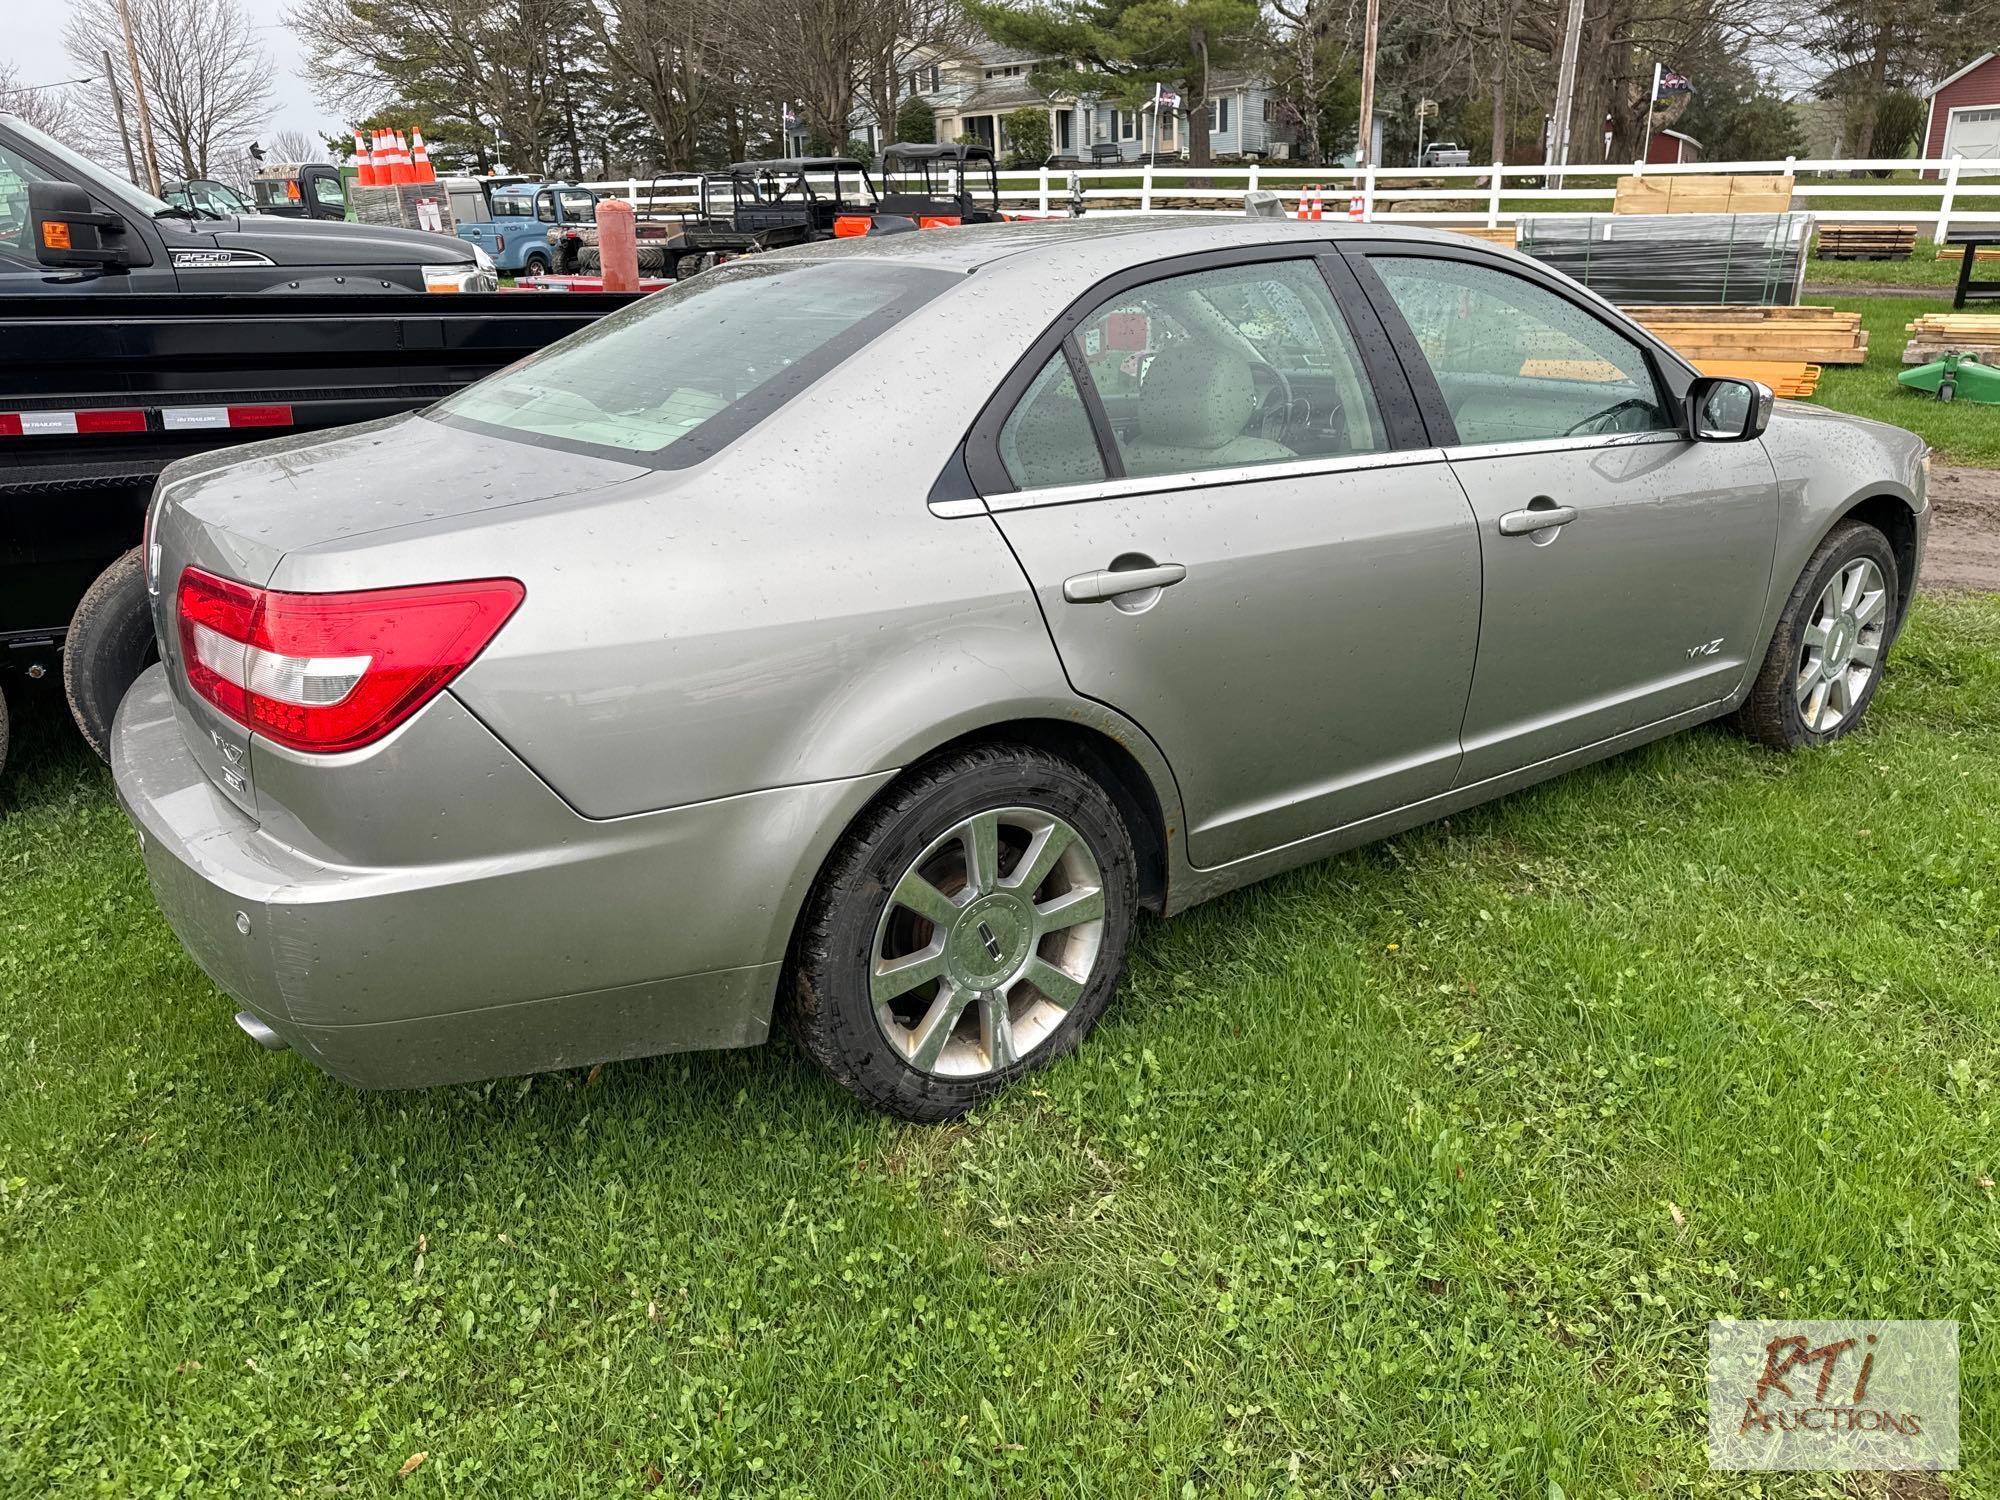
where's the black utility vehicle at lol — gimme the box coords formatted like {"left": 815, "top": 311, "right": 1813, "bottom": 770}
{"left": 660, "top": 157, "right": 879, "bottom": 277}
{"left": 877, "top": 142, "right": 1006, "bottom": 224}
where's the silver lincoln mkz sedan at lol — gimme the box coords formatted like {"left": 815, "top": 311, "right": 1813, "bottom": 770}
{"left": 114, "top": 221, "right": 1928, "bottom": 1120}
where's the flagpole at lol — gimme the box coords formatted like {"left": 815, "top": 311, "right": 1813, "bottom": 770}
{"left": 1148, "top": 82, "right": 1159, "bottom": 163}
{"left": 1642, "top": 63, "right": 1662, "bottom": 166}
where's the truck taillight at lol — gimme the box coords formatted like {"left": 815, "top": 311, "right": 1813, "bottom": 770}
{"left": 176, "top": 567, "right": 524, "bottom": 754}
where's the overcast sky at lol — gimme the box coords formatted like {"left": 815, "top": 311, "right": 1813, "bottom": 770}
{"left": 4, "top": 0, "right": 340, "bottom": 143}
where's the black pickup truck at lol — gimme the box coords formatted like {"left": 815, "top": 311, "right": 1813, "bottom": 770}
{"left": 0, "top": 114, "right": 644, "bottom": 781}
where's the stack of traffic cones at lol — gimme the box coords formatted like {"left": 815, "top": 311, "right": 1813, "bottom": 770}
{"left": 352, "top": 126, "right": 439, "bottom": 188}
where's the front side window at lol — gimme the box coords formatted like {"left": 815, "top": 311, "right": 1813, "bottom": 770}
{"left": 435, "top": 259, "right": 958, "bottom": 465}
{"left": 1065, "top": 259, "right": 1385, "bottom": 480}
{"left": 536, "top": 191, "right": 557, "bottom": 223}
{"left": 557, "top": 189, "right": 596, "bottom": 222}
{"left": 311, "top": 175, "right": 345, "bottom": 209}
{"left": 1370, "top": 256, "right": 1672, "bottom": 445}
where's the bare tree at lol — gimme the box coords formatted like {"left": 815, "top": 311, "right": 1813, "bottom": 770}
{"left": 62, "top": 0, "right": 274, "bottom": 180}
{"left": 584, "top": 0, "right": 736, "bottom": 169}
{"left": 263, "top": 128, "right": 330, "bottom": 162}
{"left": 0, "top": 60, "right": 79, "bottom": 138}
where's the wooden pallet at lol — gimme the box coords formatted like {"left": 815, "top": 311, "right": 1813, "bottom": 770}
{"left": 1612, "top": 174, "right": 1794, "bottom": 215}
{"left": 1935, "top": 243, "right": 2000, "bottom": 261}
{"left": 1692, "top": 359, "right": 1821, "bottom": 397}
{"left": 1817, "top": 223, "right": 1917, "bottom": 260}
{"left": 1902, "top": 312, "right": 2000, "bottom": 364}
{"left": 1624, "top": 304, "right": 1868, "bottom": 365}
{"left": 1440, "top": 224, "right": 1519, "bottom": 248}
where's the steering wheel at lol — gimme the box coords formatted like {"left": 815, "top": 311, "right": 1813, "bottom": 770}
{"left": 1247, "top": 359, "right": 1296, "bottom": 443}
{"left": 1564, "top": 398, "right": 1658, "bottom": 437}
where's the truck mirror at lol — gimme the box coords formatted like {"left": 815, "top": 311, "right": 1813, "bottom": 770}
{"left": 28, "top": 180, "right": 133, "bottom": 271}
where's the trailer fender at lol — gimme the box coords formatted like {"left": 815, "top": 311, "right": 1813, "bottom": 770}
{"left": 63, "top": 548, "right": 157, "bottom": 761}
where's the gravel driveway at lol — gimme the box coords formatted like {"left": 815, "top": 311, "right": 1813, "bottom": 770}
{"left": 1924, "top": 465, "right": 2000, "bottom": 593}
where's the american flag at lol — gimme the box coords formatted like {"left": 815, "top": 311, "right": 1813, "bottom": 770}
{"left": 1150, "top": 88, "right": 1181, "bottom": 110}
{"left": 1658, "top": 71, "right": 1693, "bottom": 96}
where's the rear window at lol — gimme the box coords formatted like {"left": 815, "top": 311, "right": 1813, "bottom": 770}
{"left": 434, "top": 259, "right": 959, "bottom": 466}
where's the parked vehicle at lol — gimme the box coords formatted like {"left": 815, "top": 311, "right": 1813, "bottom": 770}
{"left": 113, "top": 222, "right": 1927, "bottom": 1123}
{"left": 878, "top": 142, "right": 1005, "bottom": 224}
{"left": 655, "top": 158, "right": 878, "bottom": 277}
{"left": 1421, "top": 142, "right": 1472, "bottom": 168}
{"left": 162, "top": 179, "right": 255, "bottom": 218}
{"left": 249, "top": 162, "right": 349, "bottom": 220}
{"left": 0, "top": 114, "right": 632, "bottom": 779}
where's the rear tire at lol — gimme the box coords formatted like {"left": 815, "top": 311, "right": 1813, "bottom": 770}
{"left": 1731, "top": 520, "right": 1899, "bottom": 750}
{"left": 63, "top": 547, "right": 156, "bottom": 761}
{"left": 784, "top": 745, "right": 1137, "bottom": 1122}
{"left": 521, "top": 250, "right": 551, "bottom": 278}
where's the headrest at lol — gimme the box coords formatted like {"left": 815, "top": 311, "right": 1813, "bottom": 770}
{"left": 1137, "top": 342, "right": 1256, "bottom": 451}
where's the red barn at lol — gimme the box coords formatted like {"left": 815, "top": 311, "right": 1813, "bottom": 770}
{"left": 1923, "top": 53, "right": 2000, "bottom": 166}
{"left": 1645, "top": 128, "right": 1702, "bottom": 165}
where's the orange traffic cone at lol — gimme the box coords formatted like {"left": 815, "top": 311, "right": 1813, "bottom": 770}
{"left": 1347, "top": 193, "right": 1364, "bottom": 221}
{"left": 410, "top": 128, "right": 435, "bottom": 183}
{"left": 373, "top": 129, "right": 391, "bottom": 184}
{"left": 395, "top": 130, "right": 417, "bottom": 185}
{"left": 353, "top": 130, "right": 375, "bottom": 187}
{"left": 1299, "top": 184, "right": 1323, "bottom": 221}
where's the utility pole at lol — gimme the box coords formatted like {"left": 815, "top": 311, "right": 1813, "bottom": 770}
{"left": 1546, "top": 0, "right": 1585, "bottom": 189}
{"left": 102, "top": 49, "right": 138, "bottom": 183}
{"left": 113, "top": 0, "right": 161, "bottom": 194}
{"left": 1357, "top": 0, "right": 1380, "bottom": 167}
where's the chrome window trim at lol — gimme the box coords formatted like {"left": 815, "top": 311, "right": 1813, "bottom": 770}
{"left": 982, "top": 447, "right": 1450, "bottom": 512}
{"left": 1441, "top": 431, "right": 1687, "bottom": 462}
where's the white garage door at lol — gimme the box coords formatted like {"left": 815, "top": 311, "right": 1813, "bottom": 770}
{"left": 1946, "top": 106, "right": 2000, "bottom": 160}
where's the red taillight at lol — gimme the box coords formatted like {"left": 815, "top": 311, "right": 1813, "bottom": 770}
{"left": 176, "top": 567, "right": 524, "bottom": 754}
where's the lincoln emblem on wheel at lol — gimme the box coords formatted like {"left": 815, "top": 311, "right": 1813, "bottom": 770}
{"left": 108, "top": 219, "right": 1928, "bottom": 1120}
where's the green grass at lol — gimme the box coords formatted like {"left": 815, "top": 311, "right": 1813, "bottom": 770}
{"left": 4, "top": 593, "right": 2000, "bottom": 1496}
{"left": 1798, "top": 295, "right": 2000, "bottom": 467}
{"left": 1806, "top": 239, "right": 1967, "bottom": 288}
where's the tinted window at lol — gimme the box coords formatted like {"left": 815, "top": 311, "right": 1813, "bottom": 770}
{"left": 1372, "top": 257, "right": 1671, "bottom": 444}
{"left": 311, "top": 175, "right": 345, "bottom": 209}
{"left": 1070, "top": 260, "right": 1385, "bottom": 480}
{"left": 0, "top": 140, "right": 38, "bottom": 272}
{"left": 998, "top": 354, "right": 1106, "bottom": 490}
{"left": 435, "top": 259, "right": 958, "bottom": 465}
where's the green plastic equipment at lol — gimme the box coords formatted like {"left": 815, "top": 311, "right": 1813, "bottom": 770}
{"left": 1899, "top": 350, "right": 2000, "bottom": 403}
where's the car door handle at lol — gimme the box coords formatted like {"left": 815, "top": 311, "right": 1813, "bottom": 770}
{"left": 1497, "top": 504, "right": 1579, "bottom": 536}
{"left": 1062, "top": 563, "right": 1187, "bottom": 603}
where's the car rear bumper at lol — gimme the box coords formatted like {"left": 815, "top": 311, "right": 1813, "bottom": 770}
{"left": 110, "top": 665, "right": 888, "bottom": 1088}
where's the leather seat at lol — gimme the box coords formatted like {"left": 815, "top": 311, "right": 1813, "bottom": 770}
{"left": 1120, "top": 342, "right": 1295, "bottom": 476}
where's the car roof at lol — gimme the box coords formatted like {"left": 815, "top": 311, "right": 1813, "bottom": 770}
{"left": 764, "top": 216, "right": 1507, "bottom": 274}
{"left": 884, "top": 143, "right": 996, "bottom": 163}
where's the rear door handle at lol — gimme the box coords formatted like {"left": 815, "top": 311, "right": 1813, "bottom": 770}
{"left": 1497, "top": 505, "right": 1578, "bottom": 536}
{"left": 1062, "top": 563, "right": 1187, "bottom": 603}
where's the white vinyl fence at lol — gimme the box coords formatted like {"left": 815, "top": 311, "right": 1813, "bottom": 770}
{"left": 584, "top": 156, "right": 2000, "bottom": 240}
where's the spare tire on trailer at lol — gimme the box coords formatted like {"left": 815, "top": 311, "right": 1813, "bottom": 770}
{"left": 579, "top": 246, "right": 602, "bottom": 274}
{"left": 63, "top": 547, "right": 157, "bottom": 761}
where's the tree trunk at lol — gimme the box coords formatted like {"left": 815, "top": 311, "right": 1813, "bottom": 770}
{"left": 1488, "top": 0, "right": 1519, "bottom": 164}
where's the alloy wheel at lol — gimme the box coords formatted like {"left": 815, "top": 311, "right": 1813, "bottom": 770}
{"left": 1796, "top": 557, "right": 1888, "bottom": 733}
{"left": 870, "top": 807, "right": 1106, "bottom": 1078}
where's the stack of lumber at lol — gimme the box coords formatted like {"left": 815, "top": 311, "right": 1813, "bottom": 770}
{"left": 1692, "top": 359, "right": 1821, "bottom": 397}
{"left": 1442, "top": 225, "right": 1519, "bottom": 248}
{"left": 1613, "top": 174, "right": 1794, "bottom": 215}
{"left": 1935, "top": 243, "right": 2000, "bottom": 262}
{"left": 1624, "top": 304, "right": 1868, "bottom": 364}
{"left": 1902, "top": 313, "right": 2000, "bottom": 364}
{"left": 1817, "top": 224, "right": 1917, "bottom": 260}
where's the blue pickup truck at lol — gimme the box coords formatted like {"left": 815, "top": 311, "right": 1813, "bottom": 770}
{"left": 452, "top": 180, "right": 598, "bottom": 276}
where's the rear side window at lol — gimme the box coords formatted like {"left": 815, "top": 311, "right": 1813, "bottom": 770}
{"left": 998, "top": 354, "right": 1106, "bottom": 489}
{"left": 1370, "top": 256, "right": 1671, "bottom": 444}
{"left": 435, "top": 259, "right": 959, "bottom": 465}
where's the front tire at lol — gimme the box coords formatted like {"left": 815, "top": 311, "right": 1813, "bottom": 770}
{"left": 63, "top": 548, "right": 157, "bottom": 761}
{"left": 1732, "top": 520, "right": 1899, "bottom": 750}
{"left": 521, "top": 250, "right": 551, "bottom": 278}
{"left": 785, "top": 745, "right": 1138, "bottom": 1122}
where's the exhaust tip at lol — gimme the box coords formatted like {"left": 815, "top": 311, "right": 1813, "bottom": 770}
{"left": 234, "top": 1010, "right": 290, "bottom": 1051}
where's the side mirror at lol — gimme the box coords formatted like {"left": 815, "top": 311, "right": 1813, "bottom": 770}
{"left": 1685, "top": 375, "right": 1773, "bottom": 442}
{"left": 29, "top": 180, "right": 133, "bottom": 271}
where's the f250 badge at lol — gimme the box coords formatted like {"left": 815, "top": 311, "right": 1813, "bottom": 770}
{"left": 1686, "top": 638, "right": 1725, "bottom": 659}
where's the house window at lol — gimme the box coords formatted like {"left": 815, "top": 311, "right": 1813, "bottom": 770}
{"left": 1118, "top": 110, "right": 1137, "bottom": 141}
{"left": 1208, "top": 97, "right": 1231, "bottom": 133}
{"left": 930, "top": 65, "right": 941, "bottom": 91}
{"left": 1264, "top": 98, "right": 1278, "bottom": 123}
